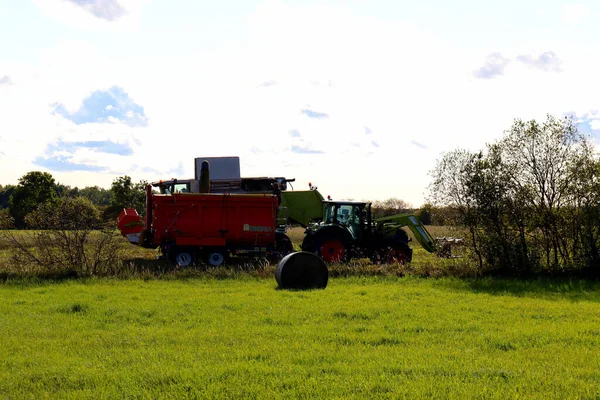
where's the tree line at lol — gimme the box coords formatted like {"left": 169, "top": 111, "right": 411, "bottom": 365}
{"left": 429, "top": 114, "right": 600, "bottom": 277}
{"left": 0, "top": 172, "right": 148, "bottom": 229}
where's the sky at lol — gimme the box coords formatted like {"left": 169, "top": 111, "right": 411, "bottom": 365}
{"left": 0, "top": 0, "right": 599, "bottom": 206}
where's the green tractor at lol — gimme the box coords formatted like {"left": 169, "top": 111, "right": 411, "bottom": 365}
{"left": 300, "top": 200, "right": 437, "bottom": 264}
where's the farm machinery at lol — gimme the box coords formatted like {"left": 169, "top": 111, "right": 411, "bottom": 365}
{"left": 300, "top": 200, "right": 438, "bottom": 263}
{"left": 118, "top": 185, "right": 293, "bottom": 267}
{"left": 152, "top": 156, "right": 325, "bottom": 230}
{"left": 117, "top": 157, "right": 457, "bottom": 267}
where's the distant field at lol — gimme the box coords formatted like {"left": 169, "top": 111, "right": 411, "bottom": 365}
{"left": 1, "top": 277, "right": 600, "bottom": 398}
{"left": 0, "top": 225, "right": 472, "bottom": 279}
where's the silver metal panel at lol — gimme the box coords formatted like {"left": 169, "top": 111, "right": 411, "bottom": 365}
{"left": 194, "top": 156, "right": 241, "bottom": 182}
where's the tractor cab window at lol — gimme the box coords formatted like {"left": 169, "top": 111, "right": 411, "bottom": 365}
{"left": 323, "top": 203, "right": 336, "bottom": 224}
{"left": 337, "top": 205, "right": 353, "bottom": 225}
{"left": 162, "top": 183, "right": 190, "bottom": 194}
{"left": 324, "top": 203, "right": 364, "bottom": 226}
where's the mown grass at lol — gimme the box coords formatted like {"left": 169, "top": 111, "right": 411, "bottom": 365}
{"left": 2, "top": 277, "right": 600, "bottom": 398}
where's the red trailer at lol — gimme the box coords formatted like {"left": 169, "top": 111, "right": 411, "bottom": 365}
{"left": 117, "top": 186, "right": 292, "bottom": 266}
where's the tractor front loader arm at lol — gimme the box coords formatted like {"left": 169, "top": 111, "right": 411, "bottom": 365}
{"left": 375, "top": 214, "right": 437, "bottom": 253}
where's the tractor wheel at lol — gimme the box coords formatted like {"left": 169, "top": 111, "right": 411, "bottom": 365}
{"left": 174, "top": 248, "right": 195, "bottom": 267}
{"left": 319, "top": 239, "right": 346, "bottom": 263}
{"left": 376, "top": 243, "right": 412, "bottom": 265}
{"left": 312, "top": 232, "right": 350, "bottom": 263}
{"left": 205, "top": 249, "right": 227, "bottom": 266}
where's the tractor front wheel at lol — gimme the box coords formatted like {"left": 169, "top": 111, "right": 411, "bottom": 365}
{"left": 319, "top": 239, "right": 347, "bottom": 263}
{"left": 373, "top": 243, "right": 412, "bottom": 265}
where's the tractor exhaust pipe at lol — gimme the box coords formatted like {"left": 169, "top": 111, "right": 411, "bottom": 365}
{"left": 199, "top": 160, "right": 210, "bottom": 193}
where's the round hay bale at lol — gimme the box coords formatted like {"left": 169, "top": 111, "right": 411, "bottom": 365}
{"left": 275, "top": 251, "right": 328, "bottom": 289}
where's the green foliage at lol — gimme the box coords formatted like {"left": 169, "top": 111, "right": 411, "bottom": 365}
{"left": 25, "top": 196, "right": 101, "bottom": 230}
{"left": 0, "top": 208, "right": 13, "bottom": 229}
{"left": 108, "top": 176, "right": 147, "bottom": 219}
{"left": 1, "top": 278, "right": 599, "bottom": 398}
{"left": 417, "top": 203, "right": 432, "bottom": 225}
{"left": 429, "top": 115, "right": 599, "bottom": 276}
{"left": 1, "top": 197, "right": 122, "bottom": 276}
{"left": 0, "top": 184, "right": 15, "bottom": 209}
{"left": 53, "top": 183, "right": 79, "bottom": 198}
{"left": 78, "top": 185, "right": 111, "bottom": 206}
{"left": 9, "top": 171, "right": 57, "bottom": 228}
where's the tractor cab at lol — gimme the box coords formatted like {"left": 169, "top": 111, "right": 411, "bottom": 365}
{"left": 322, "top": 201, "right": 370, "bottom": 240}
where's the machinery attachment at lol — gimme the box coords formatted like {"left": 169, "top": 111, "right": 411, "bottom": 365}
{"left": 434, "top": 237, "right": 465, "bottom": 257}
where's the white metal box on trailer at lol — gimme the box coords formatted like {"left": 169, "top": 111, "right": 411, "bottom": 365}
{"left": 194, "top": 157, "right": 241, "bottom": 183}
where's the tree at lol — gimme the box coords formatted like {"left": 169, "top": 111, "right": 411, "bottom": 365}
{"left": 0, "top": 208, "right": 13, "bottom": 229}
{"left": 428, "top": 149, "right": 484, "bottom": 268}
{"left": 3, "top": 197, "right": 122, "bottom": 276}
{"left": 428, "top": 115, "right": 594, "bottom": 275}
{"left": 497, "top": 115, "right": 584, "bottom": 270}
{"left": 0, "top": 184, "right": 15, "bottom": 209}
{"left": 54, "top": 183, "right": 79, "bottom": 198}
{"left": 79, "top": 186, "right": 111, "bottom": 206}
{"left": 25, "top": 196, "right": 101, "bottom": 230}
{"left": 107, "top": 176, "right": 148, "bottom": 220}
{"left": 417, "top": 203, "right": 432, "bottom": 225}
{"left": 9, "top": 171, "right": 57, "bottom": 228}
{"left": 371, "top": 197, "right": 412, "bottom": 218}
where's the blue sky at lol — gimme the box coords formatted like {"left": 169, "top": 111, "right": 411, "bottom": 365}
{"left": 0, "top": 0, "right": 599, "bottom": 205}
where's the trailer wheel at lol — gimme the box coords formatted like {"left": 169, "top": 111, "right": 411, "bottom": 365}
{"left": 174, "top": 249, "right": 195, "bottom": 267}
{"left": 206, "top": 249, "right": 227, "bottom": 266}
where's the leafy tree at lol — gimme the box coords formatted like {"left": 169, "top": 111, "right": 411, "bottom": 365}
{"left": 25, "top": 196, "right": 101, "bottom": 230}
{"left": 0, "top": 184, "right": 15, "bottom": 209}
{"left": 428, "top": 149, "right": 484, "bottom": 267}
{"left": 79, "top": 186, "right": 111, "bottom": 206}
{"left": 0, "top": 208, "right": 13, "bottom": 229}
{"left": 107, "top": 176, "right": 148, "bottom": 220}
{"left": 54, "top": 183, "right": 79, "bottom": 198}
{"left": 4, "top": 197, "right": 122, "bottom": 276}
{"left": 417, "top": 203, "right": 432, "bottom": 225}
{"left": 428, "top": 115, "right": 594, "bottom": 276}
{"left": 371, "top": 197, "right": 412, "bottom": 218}
{"left": 9, "top": 171, "right": 57, "bottom": 228}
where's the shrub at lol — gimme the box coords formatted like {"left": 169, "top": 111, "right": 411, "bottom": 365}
{"left": 1, "top": 197, "right": 124, "bottom": 277}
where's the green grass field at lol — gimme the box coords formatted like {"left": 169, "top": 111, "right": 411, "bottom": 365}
{"left": 2, "top": 276, "right": 600, "bottom": 399}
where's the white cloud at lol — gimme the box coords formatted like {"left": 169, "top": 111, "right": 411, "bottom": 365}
{"left": 0, "top": 76, "right": 12, "bottom": 86}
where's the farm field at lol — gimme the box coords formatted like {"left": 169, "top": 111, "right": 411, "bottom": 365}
{"left": 2, "top": 276, "right": 600, "bottom": 398}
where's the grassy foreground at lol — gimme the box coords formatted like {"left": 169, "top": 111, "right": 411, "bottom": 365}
{"left": 2, "top": 277, "right": 600, "bottom": 399}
